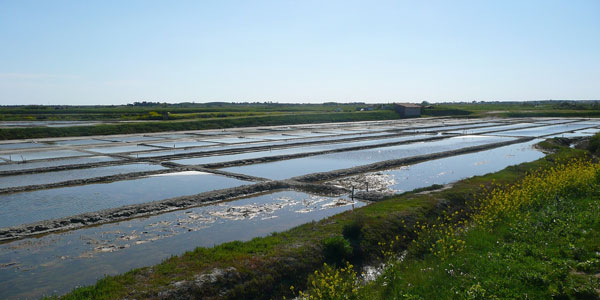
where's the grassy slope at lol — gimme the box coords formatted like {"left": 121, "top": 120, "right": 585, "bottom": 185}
{"left": 362, "top": 184, "right": 599, "bottom": 299}
{"left": 52, "top": 139, "right": 588, "bottom": 299}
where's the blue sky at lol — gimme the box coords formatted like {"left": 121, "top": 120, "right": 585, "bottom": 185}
{"left": 0, "top": 0, "right": 598, "bottom": 105}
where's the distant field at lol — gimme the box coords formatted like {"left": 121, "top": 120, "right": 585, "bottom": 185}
{"left": 423, "top": 101, "right": 600, "bottom": 118}
{"left": 1, "top": 101, "right": 599, "bottom": 140}
{"left": 0, "top": 103, "right": 375, "bottom": 122}
{"left": 0, "top": 111, "right": 403, "bottom": 140}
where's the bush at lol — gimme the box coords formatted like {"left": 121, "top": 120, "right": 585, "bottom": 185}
{"left": 576, "top": 258, "right": 600, "bottom": 273}
{"left": 342, "top": 218, "right": 364, "bottom": 242}
{"left": 588, "top": 133, "right": 600, "bottom": 155}
{"left": 322, "top": 236, "right": 353, "bottom": 266}
{"left": 342, "top": 217, "right": 365, "bottom": 260}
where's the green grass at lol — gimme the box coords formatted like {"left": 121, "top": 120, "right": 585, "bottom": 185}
{"left": 361, "top": 188, "right": 600, "bottom": 300}
{"left": 50, "top": 139, "right": 587, "bottom": 299}
{"left": 423, "top": 102, "right": 600, "bottom": 118}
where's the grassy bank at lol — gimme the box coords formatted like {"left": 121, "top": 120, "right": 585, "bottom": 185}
{"left": 298, "top": 150, "right": 600, "bottom": 299}
{"left": 362, "top": 188, "right": 600, "bottom": 299}
{"left": 50, "top": 138, "right": 590, "bottom": 299}
{"left": 0, "top": 111, "right": 400, "bottom": 140}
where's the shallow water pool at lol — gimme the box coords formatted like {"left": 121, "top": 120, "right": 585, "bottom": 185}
{"left": 0, "top": 163, "right": 165, "bottom": 189}
{"left": 222, "top": 135, "right": 515, "bottom": 180}
{"left": 0, "top": 172, "right": 250, "bottom": 228}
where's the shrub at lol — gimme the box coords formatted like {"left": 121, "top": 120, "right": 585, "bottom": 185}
{"left": 588, "top": 133, "right": 600, "bottom": 155}
{"left": 576, "top": 258, "right": 600, "bottom": 273}
{"left": 342, "top": 217, "right": 365, "bottom": 260}
{"left": 322, "top": 236, "right": 353, "bottom": 266}
{"left": 342, "top": 218, "right": 364, "bottom": 242}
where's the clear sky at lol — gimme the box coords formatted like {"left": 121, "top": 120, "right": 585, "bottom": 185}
{"left": 0, "top": 0, "right": 598, "bottom": 105}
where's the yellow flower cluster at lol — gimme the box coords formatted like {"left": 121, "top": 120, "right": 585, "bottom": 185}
{"left": 415, "top": 158, "right": 600, "bottom": 260}
{"left": 411, "top": 209, "right": 469, "bottom": 260}
{"left": 292, "top": 262, "right": 359, "bottom": 300}
{"left": 378, "top": 235, "right": 402, "bottom": 259}
{"left": 472, "top": 159, "right": 599, "bottom": 228}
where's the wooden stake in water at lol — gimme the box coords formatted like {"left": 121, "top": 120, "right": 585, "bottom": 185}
{"left": 351, "top": 186, "right": 355, "bottom": 211}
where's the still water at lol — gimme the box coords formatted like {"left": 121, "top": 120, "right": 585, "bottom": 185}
{"left": 222, "top": 135, "right": 514, "bottom": 180}
{"left": 0, "top": 172, "right": 249, "bottom": 228}
{"left": 0, "top": 191, "right": 362, "bottom": 299}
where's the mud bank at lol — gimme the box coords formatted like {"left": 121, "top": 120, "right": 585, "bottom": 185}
{"left": 197, "top": 134, "right": 455, "bottom": 169}
{"left": 170, "top": 164, "right": 272, "bottom": 182}
{"left": 0, "top": 131, "right": 421, "bottom": 177}
{"left": 0, "top": 158, "right": 134, "bottom": 176}
{"left": 0, "top": 179, "right": 348, "bottom": 242}
{"left": 130, "top": 131, "right": 433, "bottom": 162}
{"left": 327, "top": 172, "right": 397, "bottom": 193}
{"left": 0, "top": 181, "right": 292, "bottom": 242}
{"left": 0, "top": 168, "right": 177, "bottom": 194}
{"left": 291, "top": 137, "right": 534, "bottom": 183}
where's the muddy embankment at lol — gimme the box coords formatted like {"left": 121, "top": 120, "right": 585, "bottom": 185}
{"left": 0, "top": 168, "right": 179, "bottom": 195}
{"left": 197, "top": 134, "right": 455, "bottom": 169}
{"left": 0, "top": 181, "right": 291, "bottom": 242}
{"left": 291, "top": 137, "right": 534, "bottom": 182}
{"left": 0, "top": 180, "right": 347, "bottom": 242}
{"left": 0, "top": 157, "right": 134, "bottom": 177}
{"left": 165, "top": 163, "right": 271, "bottom": 182}
{"left": 462, "top": 119, "right": 585, "bottom": 136}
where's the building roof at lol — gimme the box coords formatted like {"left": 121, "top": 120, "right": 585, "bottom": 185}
{"left": 394, "top": 103, "right": 421, "bottom": 108}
